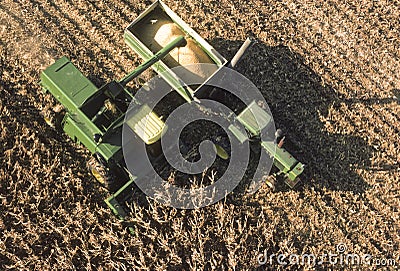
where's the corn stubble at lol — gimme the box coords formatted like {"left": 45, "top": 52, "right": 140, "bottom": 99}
{"left": 1, "top": 0, "right": 399, "bottom": 270}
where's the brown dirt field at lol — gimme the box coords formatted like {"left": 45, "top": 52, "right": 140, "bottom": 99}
{"left": 1, "top": 0, "right": 399, "bottom": 270}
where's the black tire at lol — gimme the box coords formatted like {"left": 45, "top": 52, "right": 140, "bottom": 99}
{"left": 43, "top": 108, "right": 65, "bottom": 130}
{"left": 265, "top": 175, "right": 276, "bottom": 192}
{"left": 275, "top": 129, "right": 282, "bottom": 139}
{"left": 87, "top": 154, "right": 119, "bottom": 192}
{"left": 211, "top": 133, "right": 231, "bottom": 160}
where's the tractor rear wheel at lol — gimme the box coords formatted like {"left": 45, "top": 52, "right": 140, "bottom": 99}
{"left": 264, "top": 175, "right": 276, "bottom": 191}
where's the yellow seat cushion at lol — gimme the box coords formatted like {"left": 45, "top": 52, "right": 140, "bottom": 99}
{"left": 126, "top": 104, "right": 166, "bottom": 145}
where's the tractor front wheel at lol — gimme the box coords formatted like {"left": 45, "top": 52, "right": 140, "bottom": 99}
{"left": 211, "top": 133, "right": 231, "bottom": 160}
{"left": 87, "top": 155, "right": 118, "bottom": 191}
{"left": 43, "top": 104, "right": 65, "bottom": 130}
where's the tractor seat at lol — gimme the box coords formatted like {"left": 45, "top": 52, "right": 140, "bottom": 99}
{"left": 125, "top": 104, "right": 166, "bottom": 145}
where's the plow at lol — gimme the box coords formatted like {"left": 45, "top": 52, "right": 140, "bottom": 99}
{"left": 40, "top": 0, "right": 304, "bottom": 219}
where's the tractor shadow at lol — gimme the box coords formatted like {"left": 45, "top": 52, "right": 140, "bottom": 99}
{"left": 211, "top": 37, "right": 377, "bottom": 195}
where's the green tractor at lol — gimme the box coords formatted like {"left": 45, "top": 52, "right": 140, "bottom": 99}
{"left": 40, "top": 0, "right": 304, "bottom": 218}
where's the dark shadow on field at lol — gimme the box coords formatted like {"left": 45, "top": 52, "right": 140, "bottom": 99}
{"left": 207, "top": 38, "right": 385, "bottom": 271}
{"left": 210, "top": 37, "right": 376, "bottom": 194}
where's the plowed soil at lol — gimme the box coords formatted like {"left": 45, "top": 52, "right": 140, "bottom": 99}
{"left": 1, "top": 0, "right": 399, "bottom": 270}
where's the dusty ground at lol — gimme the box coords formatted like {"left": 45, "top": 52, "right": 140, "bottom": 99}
{"left": 1, "top": 0, "right": 399, "bottom": 270}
